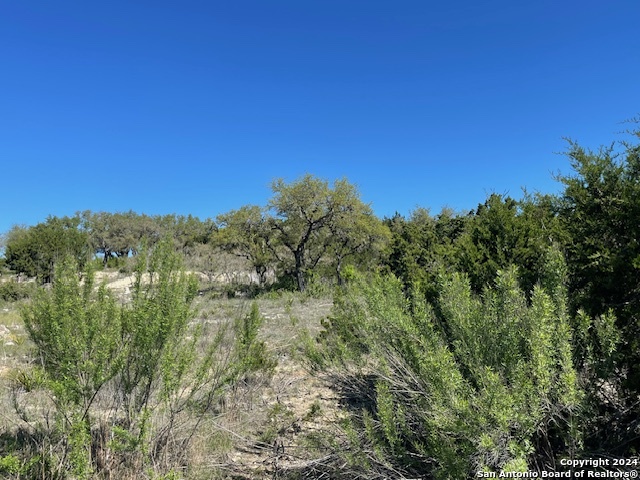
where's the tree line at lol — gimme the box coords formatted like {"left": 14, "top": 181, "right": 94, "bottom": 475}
{"left": 3, "top": 175, "right": 389, "bottom": 291}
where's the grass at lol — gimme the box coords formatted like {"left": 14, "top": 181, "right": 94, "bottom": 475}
{"left": 0, "top": 305, "right": 30, "bottom": 380}
{"left": 188, "top": 289, "right": 338, "bottom": 477}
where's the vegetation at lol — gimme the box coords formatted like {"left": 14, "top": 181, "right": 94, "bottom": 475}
{"left": 4, "top": 216, "right": 90, "bottom": 283}
{"left": 267, "top": 175, "right": 388, "bottom": 291}
{"left": 0, "top": 281, "right": 35, "bottom": 302}
{"left": 556, "top": 129, "right": 640, "bottom": 452}
{"left": 3, "top": 240, "right": 274, "bottom": 478}
{"left": 1, "top": 124, "right": 640, "bottom": 478}
{"left": 4, "top": 212, "right": 215, "bottom": 281}
{"left": 311, "top": 250, "right": 582, "bottom": 478}
{"left": 216, "top": 205, "right": 274, "bottom": 286}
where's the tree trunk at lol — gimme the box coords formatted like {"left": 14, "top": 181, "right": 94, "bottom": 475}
{"left": 256, "top": 265, "right": 268, "bottom": 286}
{"left": 102, "top": 249, "right": 111, "bottom": 268}
{"left": 294, "top": 251, "right": 306, "bottom": 292}
{"left": 336, "top": 256, "right": 344, "bottom": 286}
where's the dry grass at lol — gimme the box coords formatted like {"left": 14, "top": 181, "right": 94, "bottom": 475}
{"left": 0, "top": 304, "right": 30, "bottom": 388}
{"left": 189, "top": 291, "right": 341, "bottom": 479}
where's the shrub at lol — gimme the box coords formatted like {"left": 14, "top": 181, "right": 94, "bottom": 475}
{"left": 0, "top": 454, "right": 21, "bottom": 475}
{"left": 0, "top": 281, "right": 35, "bottom": 302}
{"left": 315, "top": 250, "right": 583, "bottom": 478}
{"left": 12, "top": 239, "right": 272, "bottom": 478}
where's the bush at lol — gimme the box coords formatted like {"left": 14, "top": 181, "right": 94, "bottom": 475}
{"left": 0, "top": 454, "right": 21, "bottom": 475}
{"left": 12, "top": 239, "right": 272, "bottom": 478}
{"left": 0, "top": 281, "right": 35, "bottom": 302}
{"left": 314, "top": 249, "right": 583, "bottom": 478}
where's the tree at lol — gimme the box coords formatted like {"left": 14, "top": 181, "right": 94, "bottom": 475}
{"left": 156, "top": 213, "right": 216, "bottom": 254}
{"left": 454, "top": 193, "right": 563, "bottom": 295}
{"left": 4, "top": 216, "right": 90, "bottom": 282}
{"left": 81, "top": 211, "right": 126, "bottom": 266}
{"left": 81, "top": 211, "right": 214, "bottom": 267}
{"left": 384, "top": 207, "right": 468, "bottom": 300}
{"left": 216, "top": 205, "right": 275, "bottom": 286}
{"left": 327, "top": 204, "right": 390, "bottom": 285}
{"left": 558, "top": 135, "right": 640, "bottom": 322}
{"left": 384, "top": 209, "right": 437, "bottom": 291}
{"left": 268, "top": 174, "right": 371, "bottom": 291}
{"left": 81, "top": 211, "right": 146, "bottom": 265}
{"left": 557, "top": 128, "right": 640, "bottom": 437}
{"left": 3, "top": 226, "right": 36, "bottom": 278}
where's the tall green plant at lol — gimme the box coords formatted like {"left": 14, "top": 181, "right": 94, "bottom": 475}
{"left": 315, "top": 250, "right": 583, "bottom": 478}
{"left": 23, "top": 260, "right": 122, "bottom": 414}
{"left": 20, "top": 260, "right": 123, "bottom": 478}
{"left": 118, "top": 240, "right": 199, "bottom": 423}
{"left": 15, "top": 239, "right": 267, "bottom": 478}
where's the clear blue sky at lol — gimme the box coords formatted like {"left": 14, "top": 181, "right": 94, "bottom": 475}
{"left": 1, "top": 0, "right": 638, "bottom": 234}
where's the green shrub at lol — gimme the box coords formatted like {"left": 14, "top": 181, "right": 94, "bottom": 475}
{"left": 12, "top": 238, "right": 273, "bottom": 478}
{"left": 234, "top": 302, "right": 277, "bottom": 378}
{"left": 0, "top": 454, "right": 22, "bottom": 475}
{"left": 0, "top": 281, "right": 35, "bottom": 302}
{"left": 316, "top": 250, "right": 584, "bottom": 478}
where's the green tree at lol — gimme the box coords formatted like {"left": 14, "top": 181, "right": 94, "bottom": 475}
{"left": 81, "top": 210, "right": 169, "bottom": 265}
{"left": 216, "top": 205, "right": 275, "bottom": 286}
{"left": 558, "top": 135, "right": 640, "bottom": 322}
{"left": 556, "top": 127, "right": 640, "bottom": 451}
{"left": 454, "top": 193, "right": 563, "bottom": 295}
{"left": 327, "top": 202, "right": 390, "bottom": 285}
{"left": 81, "top": 211, "right": 133, "bottom": 266}
{"left": 268, "top": 174, "right": 372, "bottom": 291}
{"left": 3, "top": 225, "right": 35, "bottom": 278}
{"left": 384, "top": 207, "right": 468, "bottom": 301}
{"left": 156, "top": 213, "right": 215, "bottom": 254}
{"left": 4, "top": 216, "right": 90, "bottom": 282}
{"left": 81, "top": 211, "right": 214, "bottom": 267}
{"left": 385, "top": 209, "right": 434, "bottom": 288}
{"left": 455, "top": 194, "right": 523, "bottom": 292}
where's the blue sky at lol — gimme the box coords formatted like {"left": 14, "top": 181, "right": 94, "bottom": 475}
{"left": 1, "top": 0, "right": 638, "bottom": 234}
